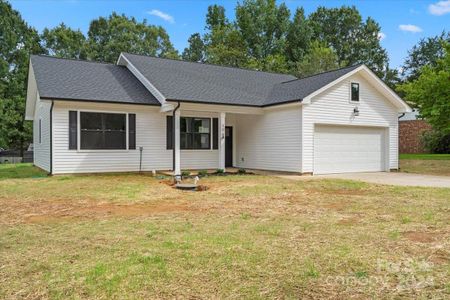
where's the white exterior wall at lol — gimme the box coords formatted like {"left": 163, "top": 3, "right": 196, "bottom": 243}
{"left": 52, "top": 101, "right": 224, "bottom": 174}
{"left": 234, "top": 105, "right": 302, "bottom": 172}
{"left": 33, "top": 99, "right": 52, "bottom": 172}
{"left": 302, "top": 73, "right": 399, "bottom": 173}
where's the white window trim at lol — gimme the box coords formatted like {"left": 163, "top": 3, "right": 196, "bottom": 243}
{"left": 349, "top": 81, "right": 361, "bottom": 104}
{"left": 179, "top": 116, "right": 213, "bottom": 151}
{"left": 76, "top": 109, "right": 130, "bottom": 153}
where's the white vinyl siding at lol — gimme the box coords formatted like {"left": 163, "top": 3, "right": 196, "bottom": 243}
{"left": 302, "top": 73, "right": 399, "bottom": 173}
{"left": 234, "top": 105, "right": 302, "bottom": 172}
{"left": 52, "top": 101, "right": 221, "bottom": 174}
{"left": 33, "top": 99, "right": 51, "bottom": 172}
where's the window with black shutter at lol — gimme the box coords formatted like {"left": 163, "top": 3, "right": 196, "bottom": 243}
{"left": 213, "top": 118, "right": 218, "bottom": 149}
{"left": 166, "top": 116, "right": 173, "bottom": 150}
{"left": 69, "top": 111, "right": 77, "bottom": 150}
{"left": 128, "top": 114, "right": 136, "bottom": 150}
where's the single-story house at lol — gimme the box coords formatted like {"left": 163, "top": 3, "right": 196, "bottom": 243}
{"left": 25, "top": 53, "right": 411, "bottom": 175}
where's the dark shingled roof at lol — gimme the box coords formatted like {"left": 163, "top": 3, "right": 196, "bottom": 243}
{"left": 30, "top": 55, "right": 160, "bottom": 105}
{"left": 122, "top": 53, "right": 296, "bottom": 106}
{"left": 31, "top": 54, "right": 363, "bottom": 108}
{"left": 266, "top": 64, "right": 362, "bottom": 105}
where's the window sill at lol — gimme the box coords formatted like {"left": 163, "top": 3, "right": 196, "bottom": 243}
{"left": 75, "top": 149, "right": 131, "bottom": 153}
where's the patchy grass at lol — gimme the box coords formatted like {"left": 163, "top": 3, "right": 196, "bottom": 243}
{"left": 400, "top": 158, "right": 450, "bottom": 176}
{"left": 0, "top": 163, "right": 47, "bottom": 180}
{"left": 0, "top": 172, "right": 449, "bottom": 299}
{"left": 400, "top": 154, "right": 450, "bottom": 160}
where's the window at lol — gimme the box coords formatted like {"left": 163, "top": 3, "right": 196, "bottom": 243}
{"left": 80, "top": 112, "right": 126, "bottom": 150}
{"left": 351, "top": 82, "right": 360, "bottom": 102}
{"left": 180, "top": 117, "right": 210, "bottom": 149}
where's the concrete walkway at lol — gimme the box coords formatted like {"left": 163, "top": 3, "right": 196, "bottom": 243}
{"left": 278, "top": 172, "right": 450, "bottom": 188}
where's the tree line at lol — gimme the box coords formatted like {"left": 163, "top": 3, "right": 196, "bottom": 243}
{"left": 0, "top": 0, "right": 448, "bottom": 153}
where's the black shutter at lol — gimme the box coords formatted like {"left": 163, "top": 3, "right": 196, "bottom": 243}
{"left": 166, "top": 116, "right": 173, "bottom": 149}
{"left": 128, "top": 114, "right": 136, "bottom": 149}
{"left": 213, "top": 118, "right": 218, "bottom": 150}
{"left": 69, "top": 111, "right": 77, "bottom": 150}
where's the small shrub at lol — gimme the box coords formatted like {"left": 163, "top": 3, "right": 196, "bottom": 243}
{"left": 421, "top": 130, "right": 450, "bottom": 154}
{"left": 181, "top": 170, "right": 191, "bottom": 178}
{"left": 198, "top": 170, "right": 208, "bottom": 177}
{"left": 216, "top": 168, "right": 224, "bottom": 174}
{"left": 238, "top": 168, "right": 246, "bottom": 174}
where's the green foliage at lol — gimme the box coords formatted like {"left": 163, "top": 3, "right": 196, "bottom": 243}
{"left": 285, "top": 7, "right": 312, "bottom": 62}
{"left": 198, "top": 170, "right": 208, "bottom": 177}
{"left": 86, "top": 13, "right": 178, "bottom": 63}
{"left": 41, "top": 23, "right": 87, "bottom": 59}
{"left": 238, "top": 168, "right": 246, "bottom": 174}
{"left": 309, "top": 6, "right": 388, "bottom": 76}
{"left": 398, "top": 43, "right": 450, "bottom": 134}
{"left": 0, "top": 0, "right": 45, "bottom": 152}
{"left": 236, "top": 0, "right": 290, "bottom": 60}
{"left": 215, "top": 168, "right": 224, "bottom": 174}
{"left": 181, "top": 170, "right": 191, "bottom": 178}
{"left": 182, "top": 33, "right": 205, "bottom": 62}
{"left": 293, "top": 41, "right": 339, "bottom": 77}
{"left": 421, "top": 130, "right": 450, "bottom": 154}
{"left": 401, "top": 31, "right": 449, "bottom": 81}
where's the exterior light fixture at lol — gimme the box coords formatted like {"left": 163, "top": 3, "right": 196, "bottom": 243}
{"left": 353, "top": 107, "right": 360, "bottom": 116}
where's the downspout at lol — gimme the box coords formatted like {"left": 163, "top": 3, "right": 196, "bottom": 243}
{"left": 398, "top": 113, "right": 405, "bottom": 119}
{"left": 49, "top": 100, "right": 54, "bottom": 175}
{"left": 172, "top": 101, "right": 181, "bottom": 172}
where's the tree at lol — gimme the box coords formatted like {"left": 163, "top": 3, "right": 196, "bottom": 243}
{"left": 86, "top": 13, "right": 178, "bottom": 63}
{"left": 205, "top": 4, "right": 227, "bottom": 31}
{"left": 285, "top": 7, "right": 312, "bottom": 63}
{"left": 205, "top": 27, "right": 249, "bottom": 67}
{"left": 401, "top": 31, "right": 449, "bottom": 81}
{"left": 182, "top": 33, "right": 205, "bottom": 62}
{"left": 309, "top": 6, "right": 388, "bottom": 75}
{"left": 0, "top": 0, "right": 44, "bottom": 152}
{"left": 41, "top": 23, "right": 87, "bottom": 59}
{"left": 398, "top": 43, "right": 450, "bottom": 134}
{"left": 236, "top": 0, "right": 290, "bottom": 60}
{"left": 293, "top": 41, "right": 339, "bottom": 77}
{"left": 203, "top": 5, "right": 249, "bottom": 67}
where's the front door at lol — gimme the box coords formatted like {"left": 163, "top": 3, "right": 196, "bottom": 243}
{"left": 225, "top": 126, "right": 233, "bottom": 167}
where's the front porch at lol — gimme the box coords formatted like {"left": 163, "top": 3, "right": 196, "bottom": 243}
{"left": 168, "top": 103, "right": 261, "bottom": 176}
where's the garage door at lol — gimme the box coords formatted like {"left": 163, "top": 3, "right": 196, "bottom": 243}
{"left": 314, "top": 125, "right": 386, "bottom": 174}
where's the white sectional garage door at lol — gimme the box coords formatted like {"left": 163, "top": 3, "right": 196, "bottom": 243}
{"left": 314, "top": 125, "right": 386, "bottom": 174}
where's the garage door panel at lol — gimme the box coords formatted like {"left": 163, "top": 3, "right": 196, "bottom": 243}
{"left": 314, "top": 125, "right": 386, "bottom": 174}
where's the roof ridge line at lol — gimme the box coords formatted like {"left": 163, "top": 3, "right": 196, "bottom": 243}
{"left": 280, "top": 63, "right": 364, "bottom": 84}
{"left": 31, "top": 54, "right": 115, "bottom": 65}
{"left": 122, "top": 52, "right": 297, "bottom": 78}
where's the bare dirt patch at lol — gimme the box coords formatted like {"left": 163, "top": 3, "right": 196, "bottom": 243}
{"left": 2, "top": 200, "right": 193, "bottom": 224}
{"left": 402, "top": 231, "right": 442, "bottom": 243}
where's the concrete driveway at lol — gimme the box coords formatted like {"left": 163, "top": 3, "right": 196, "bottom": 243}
{"left": 279, "top": 172, "right": 450, "bottom": 188}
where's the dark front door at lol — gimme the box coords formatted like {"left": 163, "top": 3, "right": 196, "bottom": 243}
{"left": 225, "top": 126, "right": 233, "bottom": 167}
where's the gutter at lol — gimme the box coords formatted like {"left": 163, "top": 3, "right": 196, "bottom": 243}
{"left": 172, "top": 101, "right": 181, "bottom": 171}
{"left": 49, "top": 100, "right": 54, "bottom": 175}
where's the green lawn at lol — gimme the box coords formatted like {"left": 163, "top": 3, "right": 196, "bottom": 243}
{"left": 0, "top": 164, "right": 449, "bottom": 298}
{"left": 400, "top": 154, "right": 450, "bottom": 160}
{"left": 0, "top": 163, "right": 47, "bottom": 180}
{"left": 399, "top": 154, "right": 450, "bottom": 176}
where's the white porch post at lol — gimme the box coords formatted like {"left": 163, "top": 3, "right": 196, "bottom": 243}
{"left": 174, "top": 109, "right": 181, "bottom": 176}
{"left": 218, "top": 112, "right": 226, "bottom": 170}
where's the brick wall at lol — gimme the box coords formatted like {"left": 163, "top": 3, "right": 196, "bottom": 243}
{"left": 399, "top": 120, "right": 432, "bottom": 153}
